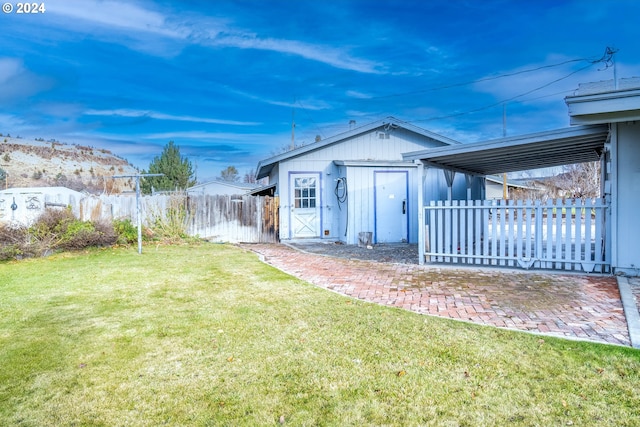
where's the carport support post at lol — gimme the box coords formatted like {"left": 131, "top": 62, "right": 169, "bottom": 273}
{"left": 443, "top": 169, "right": 455, "bottom": 201}
{"left": 465, "top": 175, "right": 473, "bottom": 201}
{"left": 417, "top": 162, "right": 425, "bottom": 265}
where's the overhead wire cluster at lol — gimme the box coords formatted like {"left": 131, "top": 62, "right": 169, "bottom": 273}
{"left": 291, "top": 47, "right": 618, "bottom": 140}
{"left": 412, "top": 46, "right": 618, "bottom": 123}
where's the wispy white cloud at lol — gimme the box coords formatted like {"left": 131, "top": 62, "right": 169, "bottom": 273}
{"left": 0, "top": 58, "right": 22, "bottom": 84}
{"left": 141, "top": 131, "right": 270, "bottom": 141}
{"left": 48, "top": 0, "right": 384, "bottom": 73}
{"left": 226, "top": 88, "right": 332, "bottom": 110}
{"left": 0, "top": 58, "right": 53, "bottom": 103}
{"left": 346, "top": 90, "right": 373, "bottom": 99}
{"left": 210, "top": 34, "right": 383, "bottom": 74}
{"left": 0, "top": 113, "right": 26, "bottom": 131}
{"left": 84, "top": 109, "right": 260, "bottom": 126}
{"left": 49, "top": 0, "right": 189, "bottom": 38}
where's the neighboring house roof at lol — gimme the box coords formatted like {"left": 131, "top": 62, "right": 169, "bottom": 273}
{"left": 0, "top": 186, "right": 84, "bottom": 197}
{"left": 485, "top": 175, "right": 537, "bottom": 190}
{"left": 187, "top": 180, "right": 258, "bottom": 193}
{"left": 402, "top": 124, "right": 609, "bottom": 176}
{"left": 248, "top": 183, "right": 276, "bottom": 196}
{"left": 256, "top": 116, "right": 460, "bottom": 179}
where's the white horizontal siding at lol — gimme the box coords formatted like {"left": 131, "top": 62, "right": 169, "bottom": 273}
{"left": 299, "top": 131, "right": 446, "bottom": 162}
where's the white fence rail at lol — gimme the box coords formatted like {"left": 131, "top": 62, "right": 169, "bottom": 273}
{"left": 424, "top": 199, "right": 609, "bottom": 272}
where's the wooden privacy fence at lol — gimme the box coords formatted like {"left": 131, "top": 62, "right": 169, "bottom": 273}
{"left": 424, "top": 198, "right": 610, "bottom": 273}
{"left": 79, "top": 194, "right": 279, "bottom": 243}
{"left": 186, "top": 195, "right": 279, "bottom": 243}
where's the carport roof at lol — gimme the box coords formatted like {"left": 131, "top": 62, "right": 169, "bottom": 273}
{"left": 402, "top": 124, "right": 609, "bottom": 176}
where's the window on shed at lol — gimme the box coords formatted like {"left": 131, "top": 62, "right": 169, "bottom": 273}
{"left": 294, "top": 177, "right": 317, "bottom": 208}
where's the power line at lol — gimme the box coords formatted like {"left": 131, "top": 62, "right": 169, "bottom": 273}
{"left": 291, "top": 47, "right": 617, "bottom": 137}
{"left": 368, "top": 52, "right": 609, "bottom": 101}
{"left": 404, "top": 47, "right": 618, "bottom": 123}
{"left": 412, "top": 62, "right": 598, "bottom": 123}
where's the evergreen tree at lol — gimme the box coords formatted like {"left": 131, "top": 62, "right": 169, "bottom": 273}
{"left": 141, "top": 141, "right": 196, "bottom": 194}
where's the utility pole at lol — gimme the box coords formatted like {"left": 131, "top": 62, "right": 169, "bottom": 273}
{"left": 612, "top": 49, "right": 618, "bottom": 90}
{"left": 502, "top": 103, "right": 508, "bottom": 200}
{"left": 291, "top": 107, "right": 296, "bottom": 151}
{"left": 113, "top": 173, "right": 163, "bottom": 254}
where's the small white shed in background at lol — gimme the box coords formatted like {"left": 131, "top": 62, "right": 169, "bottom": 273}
{"left": 187, "top": 180, "right": 258, "bottom": 196}
{"left": 0, "top": 186, "right": 84, "bottom": 226}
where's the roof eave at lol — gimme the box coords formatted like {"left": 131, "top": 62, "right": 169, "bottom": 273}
{"left": 566, "top": 87, "right": 640, "bottom": 125}
{"left": 256, "top": 117, "right": 461, "bottom": 178}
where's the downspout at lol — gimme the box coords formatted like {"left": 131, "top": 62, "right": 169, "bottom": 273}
{"left": 417, "top": 161, "right": 425, "bottom": 265}
{"left": 609, "top": 124, "right": 617, "bottom": 272}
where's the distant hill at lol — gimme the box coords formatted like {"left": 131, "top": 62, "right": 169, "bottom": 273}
{"left": 0, "top": 134, "right": 138, "bottom": 193}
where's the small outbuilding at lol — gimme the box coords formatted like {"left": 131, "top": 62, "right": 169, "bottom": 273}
{"left": 187, "top": 180, "right": 258, "bottom": 197}
{"left": 256, "top": 117, "right": 483, "bottom": 244}
{"left": 0, "top": 186, "right": 84, "bottom": 226}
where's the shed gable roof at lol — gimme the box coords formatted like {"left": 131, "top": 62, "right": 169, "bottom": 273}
{"left": 256, "top": 116, "right": 459, "bottom": 179}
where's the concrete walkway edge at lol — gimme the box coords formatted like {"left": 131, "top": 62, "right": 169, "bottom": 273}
{"left": 617, "top": 276, "right": 640, "bottom": 349}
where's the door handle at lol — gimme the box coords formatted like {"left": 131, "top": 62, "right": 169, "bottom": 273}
{"left": 402, "top": 200, "right": 406, "bottom": 214}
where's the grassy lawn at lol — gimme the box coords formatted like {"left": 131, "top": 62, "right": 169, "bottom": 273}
{"left": 1, "top": 243, "right": 639, "bottom": 426}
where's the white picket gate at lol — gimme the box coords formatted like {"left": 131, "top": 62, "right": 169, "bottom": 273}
{"left": 424, "top": 199, "right": 610, "bottom": 272}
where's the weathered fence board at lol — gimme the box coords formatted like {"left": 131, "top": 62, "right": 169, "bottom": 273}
{"left": 79, "top": 194, "right": 280, "bottom": 243}
{"left": 1, "top": 191, "right": 279, "bottom": 244}
{"left": 424, "top": 198, "right": 610, "bottom": 272}
{"left": 186, "top": 195, "right": 279, "bottom": 243}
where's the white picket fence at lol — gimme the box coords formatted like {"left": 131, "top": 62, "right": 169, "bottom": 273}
{"left": 424, "top": 199, "right": 610, "bottom": 272}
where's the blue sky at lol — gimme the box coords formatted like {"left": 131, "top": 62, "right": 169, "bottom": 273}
{"left": 2, "top": 0, "right": 639, "bottom": 182}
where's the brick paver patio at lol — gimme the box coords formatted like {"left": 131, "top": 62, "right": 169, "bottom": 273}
{"left": 243, "top": 243, "right": 630, "bottom": 346}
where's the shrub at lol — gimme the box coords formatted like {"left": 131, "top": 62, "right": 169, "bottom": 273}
{"left": 29, "top": 209, "right": 116, "bottom": 252}
{"left": 1, "top": 210, "right": 119, "bottom": 261}
{"left": 0, "top": 225, "right": 28, "bottom": 261}
{"left": 58, "top": 219, "right": 116, "bottom": 250}
{"left": 0, "top": 244, "right": 22, "bottom": 261}
{"left": 149, "top": 194, "right": 192, "bottom": 242}
{"left": 113, "top": 219, "right": 139, "bottom": 245}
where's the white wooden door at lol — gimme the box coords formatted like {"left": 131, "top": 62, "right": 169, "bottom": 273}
{"left": 374, "top": 171, "right": 408, "bottom": 243}
{"left": 290, "top": 174, "right": 321, "bottom": 238}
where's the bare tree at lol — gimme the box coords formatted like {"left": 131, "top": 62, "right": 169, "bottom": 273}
{"left": 508, "top": 161, "right": 601, "bottom": 201}
{"left": 243, "top": 168, "right": 257, "bottom": 184}
{"left": 551, "top": 162, "right": 601, "bottom": 198}
{"left": 219, "top": 166, "right": 239, "bottom": 182}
